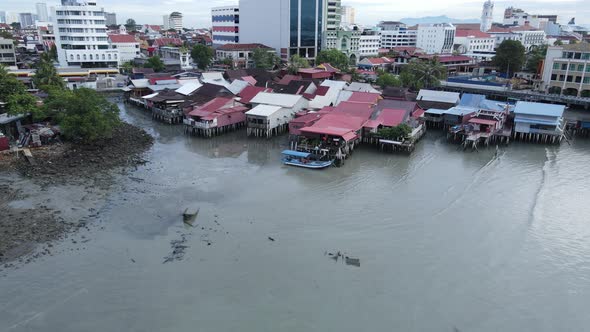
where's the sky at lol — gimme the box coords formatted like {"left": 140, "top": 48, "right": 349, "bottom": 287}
{"left": 2, "top": 0, "right": 589, "bottom": 27}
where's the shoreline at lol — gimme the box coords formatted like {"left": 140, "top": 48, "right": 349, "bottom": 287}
{"left": 0, "top": 123, "right": 154, "bottom": 266}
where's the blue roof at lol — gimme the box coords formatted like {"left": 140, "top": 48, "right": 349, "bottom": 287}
{"left": 282, "top": 150, "right": 311, "bottom": 158}
{"left": 444, "top": 106, "right": 477, "bottom": 116}
{"left": 479, "top": 99, "right": 506, "bottom": 112}
{"left": 514, "top": 101, "right": 565, "bottom": 118}
{"left": 459, "top": 93, "right": 486, "bottom": 108}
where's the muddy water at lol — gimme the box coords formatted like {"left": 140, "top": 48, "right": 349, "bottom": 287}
{"left": 2, "top": 103, "right": 590, "bottom": 331}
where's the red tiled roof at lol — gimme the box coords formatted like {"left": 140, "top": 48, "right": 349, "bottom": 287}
{"left": 153, "top": 38, "right": 183, "bottom": 47}
{"left": 109, "top": 34, "right": 137, "bottom": 43}
{"left": 347, "top": 92, "right": 381, "bottom": 104}
{"left": 375, "top": 108, "right": 408, "bottom": 127}
{"left": 366, "top": 57, "right": 394, "bottom": 65}
{"left": 316, "top": 63, "right": 339, "bottom": 73}
{"left": 148, "top": 25, "right": 161, "bottom": 31}
{"left": 217, "top": 43, "right": 272, "bottom": 51}
{"left": 238, "top": 86, "right": 272, "bottom": 104}
{"left": 278, "top": 74, "right": 301, "bottom": 85}
{"left": 241, "top": 76, "right": 257, "bottom": 85}
{"left": 191, "top": 97, "right": 233, "bottom": 114}
{"left": 333, "top": 101, "right": 375, "bottom": 119}
{"left": 290, "top": 113, "right": 323, "bottom": 125}
{"left": 455, "top": 29, "right": 491, "bottom": 38}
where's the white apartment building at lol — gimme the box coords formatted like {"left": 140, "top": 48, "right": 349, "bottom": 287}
{"left": 162, "top": 15, "right": 170, "bottom": 30}
{"left": 488, "top": 26, "right": 547, "bottom": 51}
{"left": 380, "top": 28, "right": 417, "bottom": 48}
{"left": 52, "top": 0, "right": 119, "bottom": 67}
{"left": 325, "top": 0, "right": 342, "bottom": 32}
{"left": 108, "top": 34, "right": 139, "bottom": 64}
{"left": 416, "top": 23, "right": 456, "bottom": 54}
{"left": 169, "top": 12, "right": 183, "bottom": 32}
{"left": 454, "top": 29, "right": 495, "bottom": 61}
{"left": 359, "top": 34, "right": 380, "bottom": 57}
{"left": 0, "top": 38, "right": 17, "bottom": 67}
{"left": 341, "top": 6, "right": 355, "bottom": 25}
{"left": 36, "top": 3, "right": 49, "bottom": 23}
{"left": 211, "top": 6, "right": 239, "bottom": 46}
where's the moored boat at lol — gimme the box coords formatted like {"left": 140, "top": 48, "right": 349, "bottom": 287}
{"left": 281, "top": 150, "right": 334, "bottom": 169}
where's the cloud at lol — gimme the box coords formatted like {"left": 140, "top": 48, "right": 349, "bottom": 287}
{"left": 2, "top": 0, "right": 588, "bottom": 27}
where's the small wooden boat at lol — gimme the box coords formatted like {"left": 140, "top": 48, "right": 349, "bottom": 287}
{"left": 281, "top": 150, "right": 334, "bottom": 169}
{"left": 183, "top": 207, "right": 199, "bottom": 226}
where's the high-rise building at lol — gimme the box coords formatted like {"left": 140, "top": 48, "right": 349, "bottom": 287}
{"left": 239, "top": 0, "right": 325, "bottom": 60}
{"left": 169, "top": 12, "right": 183, "bottom": 32}
{"left": 104, "top": 12, "right": 116, "bottom": 26}
{"left": 416, "top": 23, "right": 456, "bottom": 54}
{"left": 211, "top": 6, "right": 239, "bottom": 45}
{"left": 53, "top": 0, "right": 119, "bottom": 67}
{"left": 325, "top": 0, "right": 341, "bottom": 32}
{"left": 19, "top": 13, "right": 35, "bottom": 27}
{"left": 480, "top": 0, "right": 493, "bottom": 32}
{"left": 0, "top": 11, "right": 7, "bottom": 24}
{"left": 341, "top": 6, "right": 355, "bottom": 26}
{"left": 36, "top": 3, "right": 49, "bottom": 22}
{"left": 162, "top": 15, "right": 170, "bottom": 30}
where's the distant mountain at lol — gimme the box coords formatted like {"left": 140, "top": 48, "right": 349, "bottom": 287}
{"left": 400, "top": 15, "right": 480, "bottom": 26}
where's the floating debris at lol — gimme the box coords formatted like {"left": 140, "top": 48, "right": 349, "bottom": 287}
{"left": 163, "top": 234, "right": 189, "bottom": 263}
{"left": 345, "top": 256, "right": 360, "bottom": 267}
{"left": 183, "top": 207, "right": 199, "bottom": 226}
{"left": 268, "top": 236, "right": 275, "bottom": 242}
{"left": 326, "top": 250, "right": 360, "bottom": 267}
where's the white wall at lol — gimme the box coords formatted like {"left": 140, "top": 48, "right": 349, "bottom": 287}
{"left": 239, "top": 0, "right": 290, "bottom": 56}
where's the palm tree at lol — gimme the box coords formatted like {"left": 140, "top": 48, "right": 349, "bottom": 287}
{"left": 403, "top": 58, "right": 447, "bottom": 90}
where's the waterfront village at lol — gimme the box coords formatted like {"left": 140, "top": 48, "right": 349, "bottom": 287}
{"left": 2, "top": 0, "right": 590, "bottom": 169}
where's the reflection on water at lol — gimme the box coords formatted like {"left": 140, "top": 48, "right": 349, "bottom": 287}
{"left": 2, "top": 102, "right": 590, "bottom": 332}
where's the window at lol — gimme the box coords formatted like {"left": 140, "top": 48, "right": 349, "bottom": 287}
{"left": 553, "top": 63, "right": 560, "bottom": 70}
{"left": 578, "top": 65, "right": 584, "bottom": 72}
{"left": 569, "top": 64, "right": 576, "bottom": 71}
{"left": 584, "top": 77, "right": 590, "bottom": 84}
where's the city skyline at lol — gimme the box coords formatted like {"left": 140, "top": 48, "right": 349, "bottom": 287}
{"left": 1, "top": 0, "right": 588, "bottom": 28}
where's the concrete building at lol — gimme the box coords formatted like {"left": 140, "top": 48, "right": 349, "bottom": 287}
{"left": 162, "top": 15, "right": 170, "bottom": 30}
{"left": 416, "top": 23, "right": 455, "bottom": 54}
{"left": 108, "top": 34, "right": 139, "bottom": 64}
{"left": 359, "top": 33, "right": 380, "bottom": 57}
{"left": 239, "top": 0, "right": 326, "bottom": 60}
{"left": 19, "top": 13, "right": 35, "bottom": 28}
{"left": 159, "top": 46, "right": 191, "bottom": 70}
{"left": 379, "top": 22, "right": 417, "bottom": 49}
{"left": 487, "top": 25, "right": 546, "bottom": 51}
{"left": 169, "top": 12, "right": 183, "bottom": 32}
{"left": 454, "top": 29, "right": 495, "bottom": 61}
{"left": 36, "top": 3, "right": 49, "bottom": 23}
{"left": 503, "top": 7, "right": 557, "bottom": 30}
{"left": 211, "top": 6, "right": 239, "bottom": 46}
{"left": 215, "top": 43, "right": 274, "bottom": 69}
{"left": 324, "top": 26, "right": 361, "bottom": 63}
{"left": 0, "top": 12, "right": 6, "bottom": 24}
{"left": 53, "top": 0, "right": 118, "bottom": 67}
{"left": 0, "top": 38, "right": 17, "bottom": 67}
{"left": 104, "top": 12, "right": 116, "bottom": 26}
{"left": 325, "top": 0, "right": 341, "bottom": 32}
{"left": 541, "top": 43, "right": 590, "bottom": 97}
{"left": 341, "top": 6, "right": 355, "bottom": 26}
{"left": 480, "top": 0, "right": 493, "bottom": 32}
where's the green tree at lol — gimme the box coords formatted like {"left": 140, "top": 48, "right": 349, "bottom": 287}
{"left": 525, "top": 45, "right": 548, "bottom": 73}
{"left": 34, "top": 52, "right": 66, "bottom": 91}
{"left": 554, "top": 40, "right": 563, "bottom": 46}
{"left": 44, "top": 88, "right": 121, "bottom": 143}
{"left": 400, "top": 58, "right": 447, "bottom": 90}
{"left": 144, "top": 56, "right": 165, "bottom": 72}
{"left": 377, "top": 124, "right": 412, "bottom": 140}
{"left": 0, "top": 65, "right": 39, "bottom": 117}
{"left": 316, "top": 49, "right": 349, "bottom": 71}
{"left": 125, "top": 18, "right": 137, "bottom": 32}
{"left": 48, "top": 44, "right": 58, "bottom": 61}
{"left": 251, "top": 48, "right": 280, "bottom": 70}
{"left": 10, "top": 22, "right": 21, "bottom": 30}
{"left": 121, "top": 61, "right": 133, "bottom": 74}
{"left": 492, "top": 40, "right": 526, "bottom": 77}
{"left": 287, "top": 54, "right": 310, "bottom": 74}
{"left": 191, "top": 44, "right": 214, "bottom": 70}
{"left": 0, "top": 31, "right": 13, "bottom": 40}
{"left": 375, "top": 71, "right": 402, "bottom": 88}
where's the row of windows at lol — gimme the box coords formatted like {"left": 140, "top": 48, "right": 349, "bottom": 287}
{"left": 550, "top": 74, "right": 590, "bottom": 83}
{"left": 553, "top": 63, "right": 590, "bottom": 72}
{"left": 0, "top": 44, "right": 14, "bottom": 50}
{"left": 562, "top": 52, "right": 590, "bottom": 60}
{"left": 56, "top": 11, "right": 104, "bottom": 16}
{"left": 57, "top": 19, "right": 105, "bottom": 25}
{"left": 59, "top": 27, "right": 107, "bottom": 33}
{"left": 68, "top": 53, "right": 118, "bottom": 61}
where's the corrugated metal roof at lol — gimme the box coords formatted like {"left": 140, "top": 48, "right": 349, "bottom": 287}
{"left": 251, "top": 92, "right": 304, "bottom": 108}
{"left": 130, "top": 79, "right": 150, "bottom": 88}
{"left": 227, "top": 80, "right": 251, "bottom": 95}
{"left": 514, "top": 101, "right": 565, "bottom": 118}
{"left": 444, "top": 106, "right": 477, "bottom": 116}
{"left": 424, "top": 108, "right": 447, "bottom": 115}
{"left": 376, "top": 108, "right": 409, "bottom": 127}
{"left": 417, "top": 89, "right": 460, "bottom": 104}
{"left": 344, "top": 82, "right": 380, "bottom": 93}
{"left": 246, "top": 104, "right": 283, "bottom": 117}
{"left": 176, "top": 82, "right": 203, "bottom": 96}
{"left": 142, "top": 92, "right": 159, "bottom": 99}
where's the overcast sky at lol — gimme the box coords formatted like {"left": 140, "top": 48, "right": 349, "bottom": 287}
{"left": 2, "top": 0, "right": 588, "bottom": 27}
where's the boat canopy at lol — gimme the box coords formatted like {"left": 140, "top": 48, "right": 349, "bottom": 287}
{"left": 281, "top": 150, "right": 311, "bottom": 158}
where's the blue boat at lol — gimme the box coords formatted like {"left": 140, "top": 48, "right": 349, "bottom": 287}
{"left": 281, "top": 150, "right": 334, "bottom": 169}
